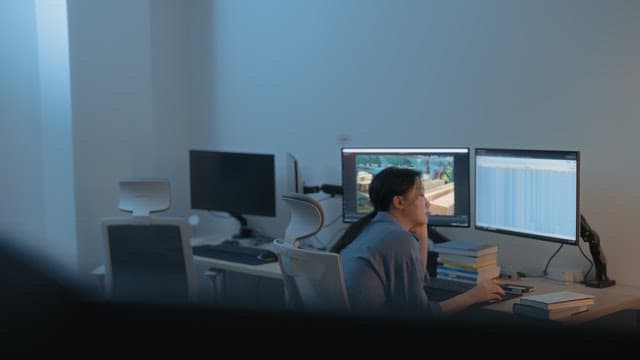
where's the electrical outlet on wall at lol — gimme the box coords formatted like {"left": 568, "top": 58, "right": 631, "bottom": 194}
{"left": 336, "top": 133, "right": 352, "bottom": 179}
{"left": 548, "top": 268, "right": 585, "bottom": 283}
{"left": 565, "top": 270, "right": 585, "bottom": 283}
{"left": 336, "top": 133, "right": 352, "bottom": 146}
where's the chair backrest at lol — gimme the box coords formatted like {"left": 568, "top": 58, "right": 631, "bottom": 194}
{"left": 101, "top": 180, "right": 197, "bottom": 304}
{"left": 276, "top": 193, "right": 349, "bottom": 313}
{"left": 282, "top": 193, "right": 324, "bottom": 246}
{"left": 101, "top": 217, "right": 197, "bottom": 304}
{"left": 273, "top": 239, "right": 350, "bottom": 313}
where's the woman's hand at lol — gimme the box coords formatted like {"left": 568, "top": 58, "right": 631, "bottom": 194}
{"left": 409, "top": 223, "right": 428, "bottom": 243}
{"left": 466, "top": 279, "right": 506, "bottom": 304}
{"left": 409, "top": 223, "right": 428, "bottom": 268}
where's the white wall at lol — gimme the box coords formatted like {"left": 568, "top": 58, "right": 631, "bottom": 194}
{"left": 185, "top": 0, "right": 294, "bottom": 241}
{"left": 4, "top": 0, "right": 638, "bottom": 290}
{"left": 68, "top": 0, "right": 190, "bottom": 284}
{"left": 149, "top": 0, "right": 191, "bottom": 218}
{"left": 35, "top": 0, "right": 78, "bottom": 280}
{"left": 0, "top": 0, "right": 45, "bottom": 252}
{"left": 188, "top": 0, "right": 640, "bottom": 286}
{"left": 0, "top": 0, "right": 77, "bottom": 282}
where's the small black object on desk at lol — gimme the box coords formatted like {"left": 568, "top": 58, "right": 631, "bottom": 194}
{"left": 192, "top": 243, "right": 278, "bottom": 265}
{"left": 257, "top": 251, "right": 277, "bottom": 262}
{"left": 500, "top": 283, "right": 534, "bottom": 295}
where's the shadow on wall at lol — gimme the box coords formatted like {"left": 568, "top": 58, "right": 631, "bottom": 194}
{"left": 1, "top": 231, "right": 638, "bottom": 355}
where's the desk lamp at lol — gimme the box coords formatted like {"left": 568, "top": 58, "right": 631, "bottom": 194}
{"left": 580, "top": 214, "right": 615, "bottom": 288}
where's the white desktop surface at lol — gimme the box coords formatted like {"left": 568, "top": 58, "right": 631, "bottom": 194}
{"left": 93, "top": 236, "right": 283, "bottom": 280}
{"left": 92, "top": 236, "right": 640, "bottom": 325}
{"left": 485, "top": 277, "right": 640, "bottom": 325}
{"left": 191, "top": 236, "right": 282, "bottom": 280}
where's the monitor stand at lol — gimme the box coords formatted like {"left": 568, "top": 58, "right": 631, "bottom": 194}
{"left": 428, "top": 225, "right": 452, "bottom": 244}
{"left": 228, "top": 212, "right": 272, "bottom": 246}
{"left": 229, "top": 212, "right": 254, "bottom": 239}
{"left": 580, "top": 214, "right": 615, "bottom": 288}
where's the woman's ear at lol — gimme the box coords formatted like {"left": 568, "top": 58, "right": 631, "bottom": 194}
{"left": 391, "top": 194, "right": 404, "bottom": 210}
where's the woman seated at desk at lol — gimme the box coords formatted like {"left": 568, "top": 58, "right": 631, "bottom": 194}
{"left": 331, "top": 167, "right": 505, "bottom": 317}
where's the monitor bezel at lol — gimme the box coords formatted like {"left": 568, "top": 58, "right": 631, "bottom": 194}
{"left": 341, "top": 146, "right": 471, "bottom": 228}
{"left": 189, "top": 149, "right": 276, "bottom": 217}
{"left": 473, "top": 148, "right": 580, "bottom": 245}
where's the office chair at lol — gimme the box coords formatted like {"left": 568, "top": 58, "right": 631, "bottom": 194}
{"left": 100, "top": 180, "right": 198, "bottom": 304}
{"left": 273, "top": 193, "right": 350, "bottom": 313}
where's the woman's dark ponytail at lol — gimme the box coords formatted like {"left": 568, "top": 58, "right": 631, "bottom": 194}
{"left": 330, "top": 166, "right": 420, "bottom": 253}
{"left": 329, "top": 210, "right": 377, "bottom": 253}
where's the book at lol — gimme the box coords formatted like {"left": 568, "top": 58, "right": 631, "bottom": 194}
{"left": 436, "top": 264, "right": 501, "bottom": 282}
{"left": 436, "top": 272, "right": 495, "bottom": 284}
{"left": 437, "top": 262, "right": 499, "bottom": 273}
{"left": 433, "top": 240, "right": 498, "bottom": 257}
{"left": 513, "top": 302, "right": 589, "bottom": 320}
{"left": 437, "top": 254, "right": 498, "bottom": 269}
{"left": 434, "top": 274, "right": 477, "bottom": 285}
{"left": 519, "top": 291, "right": 595, "bottom": 310}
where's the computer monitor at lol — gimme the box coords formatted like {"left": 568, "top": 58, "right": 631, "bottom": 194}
{"left": 474, "top": 148, "right": 580, "bottom": 245}
{"left": 286, "top": 152, "right": 301, "bottom": 194}
{"left": 189, "top": 149, "right": 276, "bottom": 238}
{"left": 341, "top": 147, "right": 471, "bottom": 228}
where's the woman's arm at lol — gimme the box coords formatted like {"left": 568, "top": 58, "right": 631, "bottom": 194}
{"left": 409, "top": 224, "right": 428, "bottom": 268}
{"left": 438, "top": 279, "right": 506, "bottom": 315}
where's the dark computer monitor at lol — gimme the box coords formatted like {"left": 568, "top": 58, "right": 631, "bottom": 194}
{"left": 341, "top": 147, "right": 471, "bottom": 228}
{"left": 189, "top": 149, "right": 276, "bottom": 238}
{"left": 474, "top": 148, "right": 580, "bottom": 245}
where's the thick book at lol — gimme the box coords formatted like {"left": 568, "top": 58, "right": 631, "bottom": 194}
{"left": 513, "top": 303, "right": 589, "bottom": 320}
{"left": 433, "top": 240, "right": 498, "bottom": 257}
{"left": 436, "top": 272, "right": 497, "bottom": 284}
{"left": 519, "top": 291, "right": 595, "bottom": 310}
{"left": 437, "top": 254, "right": 498, "bottom": 269}
{"left": 436, "top": 271, "right": 478, "bottom": 283}
{"left": 434, "top": 274, "right": 477, "bottom": 285}
{"left": 436, "top": 264, "right": 501, "bottom": 281}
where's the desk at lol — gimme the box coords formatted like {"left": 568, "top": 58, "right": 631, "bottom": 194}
{"left": 191, "top": 236, "right": 284, "bottom": 306}
{"left": 483, "top": 277, "right": 640, "bottom": 325}
{"left": 94, "top": 239, "right": 640, "bottom": 324}
{"left": 92, "top": 236, "right": 283, "bottom": 304}
{"left": 191, "top": 236, "right": 282, "bottom": 280}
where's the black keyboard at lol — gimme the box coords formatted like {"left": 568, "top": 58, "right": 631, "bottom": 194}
{"left": 425, "top": 277, "right": 521, "bottom": 304}
{"left": 192, "top": 243, "right": 277, "bottom": 265}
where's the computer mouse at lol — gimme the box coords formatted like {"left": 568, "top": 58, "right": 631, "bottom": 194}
{"left": 257, "top": 251, "right": 277, "bottom": 262}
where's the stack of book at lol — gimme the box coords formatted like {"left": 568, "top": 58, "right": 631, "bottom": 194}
{"left": 432, "top": 240, "right": 500, "bottom": 284}
{"left": 513, "top": 291, "right": 594, "bottom": 320}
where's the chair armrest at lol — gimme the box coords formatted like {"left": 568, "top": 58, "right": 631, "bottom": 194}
{"left": 91, "top": 265, "right": 106, "bottom": 298}
{"left": 203, "top": 268, "right": 225, "bottom": 304}
{"left": 204, "top": 269, "right": 221, "bottom": 279}
{"left": 92, "top": 265, "right": 105, "bottom": 276}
